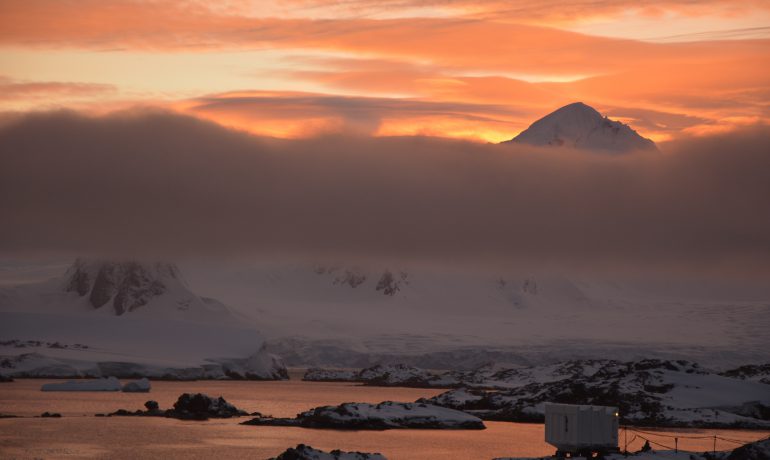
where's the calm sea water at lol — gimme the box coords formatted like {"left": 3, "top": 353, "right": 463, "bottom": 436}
{"left": 0, "top": 377, "right": 767, "bottom": 459}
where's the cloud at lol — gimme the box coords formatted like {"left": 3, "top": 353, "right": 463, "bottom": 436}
{"left": 1, "top": 2, "right": 768, "bottom": 142}
{"left": 181, "top": 90, "right": 523, "bottom": 139}
{"left": 0, "top": 77, "right": 117, "bottom": 112}
{"left": 1, "top": 109, "right": 769, "bottom": 277}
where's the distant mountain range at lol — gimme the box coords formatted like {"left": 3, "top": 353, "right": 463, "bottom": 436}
{"left": 2, "top": 258, "right": 769, "bottom": 371}
{"left": 504, "top": 102, "right": 658, "bottom": 153}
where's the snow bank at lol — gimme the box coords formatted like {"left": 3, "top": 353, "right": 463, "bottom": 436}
{"left": 245, "top": 401, "right": 485, "bottom": 430}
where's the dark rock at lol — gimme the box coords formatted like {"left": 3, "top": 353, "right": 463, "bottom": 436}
{"left": 108, "top": 394, "right": 248, "bottom": 420}
{"left": 64, "top": 258, "right": 91, "bottom": 296}
{"left": 721, "top": 364, "right": 770, "bottom": 385}
{"left": 726, "top": 438, "right": 770, "bottom": 460}
{"left": 375, "top": 270, "right": 408, "bottom": 296}
{"left": 270, "top": 444, "right": 388, "bottom": 460}
{"left": 41, "top": 412, "right": 62, "bottom": 417}
{"left": 144, "top": 400, "right": 159, "bottom": 411}
{"left": 172, "top": 393, "right": 247, "bottom": 419}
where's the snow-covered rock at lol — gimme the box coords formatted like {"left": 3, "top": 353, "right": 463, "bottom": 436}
{"left": 357, "top": 364, "right": 447, "bottom": 387}
{"left": 41, "top": 376, "right": 121, "bottom": 391}
{"left": 216, "top": 348, "right": 289, "bottom": 380}
{"left": 270, "top": 444, "right": 387, "bottom": 460}
{"left": 121, "top": 377, "right": 150, "bottom": 392}
{"left": 244, "top": 401, "right": 485, "bottom": 430}
{"left": 721, "top": 364, "right": 770, "bottom": 385}
{"left": 64, "top": 259, "right": 175, "bottom": 315}
{"left": 271, "top": 444, "right": 386, "bottom": 460}
{"left": 504, "top": 102, "right": 657, "bottom": 153}
{"left": 303, "top": 363, "right": 456, "bottom": 387}
{"left": 419, "top": 359, "right": 770, "bottom": 428}
{"left": 303, "top": 368, "right": 359, "bottom": 382}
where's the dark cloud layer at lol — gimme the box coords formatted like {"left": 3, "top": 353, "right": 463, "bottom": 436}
{"left": 1, "top": 110, "right": 769, "bottom": 275}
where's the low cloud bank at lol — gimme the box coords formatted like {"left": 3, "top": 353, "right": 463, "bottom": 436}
{"left": 1, "top": 110, "right": 768, "bottom": 276}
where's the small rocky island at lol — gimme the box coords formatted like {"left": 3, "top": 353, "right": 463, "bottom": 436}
{"left": 243, "top": 401, "right": 485, "bottom": 430}
{"left": 106, "top": 393, "right": 250, "bottom": 420}
{"left": 270, "top": 444, "right": 387, "bottom": 460}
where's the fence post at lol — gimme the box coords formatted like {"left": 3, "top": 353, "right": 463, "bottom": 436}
{"left": 713, "top": 435, "right": 717, "bottom": 455}
{"left": 675, "top": 437, "right": 678, "bottom": 453}
{"left": 624, "top": 427, "right": 628, "bottom": 454}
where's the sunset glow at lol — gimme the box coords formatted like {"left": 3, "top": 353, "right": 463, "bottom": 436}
{"left": 1, "top": 0, "right": 768, "bottom": 143}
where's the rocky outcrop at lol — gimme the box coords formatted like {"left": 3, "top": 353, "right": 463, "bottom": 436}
{"left": 333, "top": 270, "right": 367, "bottom": 288}
{"left": 243, "top": 401, "right": 485, "bottom": 430}
{"left": 375, "top": 271, "right": 408, "bottom": 296}
{"left": 64, "top": 259, "right": 178, "bottom": 315}
{"left": 302, "top": 368, "right": 358, "bottom": 382}
{"left": 303, "top": 363, "right": 450, "bottom": 387}
{"left": 726, "top": 438, "right": 770, "bottom": 460}
{"left": 721, "top": 364, "right": 770, "bottom": 385}
{"left": 270, "top": 444, "right": 387, "bottom": 460}
{"left": 108, "top": 393, "right": 248, "bottom": 420}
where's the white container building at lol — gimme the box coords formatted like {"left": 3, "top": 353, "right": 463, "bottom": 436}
{"left": 545, "top": 403, "right": 619, "bottom": 455}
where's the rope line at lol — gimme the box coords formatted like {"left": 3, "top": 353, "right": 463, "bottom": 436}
{"left": 636, "top": 434, "right": 675, "bottom": 451}
{"left": 620, "top": 427, "right": 770, "bottom": 453}
{"left": 625, "top": 427, "right": 713, "bottom": 440}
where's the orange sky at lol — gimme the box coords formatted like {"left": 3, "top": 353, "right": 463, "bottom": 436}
{"left": 1, "top": 0, "right": 769, "bottom": 142}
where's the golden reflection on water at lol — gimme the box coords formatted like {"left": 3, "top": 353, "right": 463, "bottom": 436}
{"left": 0, "top": 379, "right": 767, "bottom": 459}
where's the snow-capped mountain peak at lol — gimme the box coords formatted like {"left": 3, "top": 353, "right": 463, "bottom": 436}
{"left": 505, "top": 102, "right": 658, "bottom": 153}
